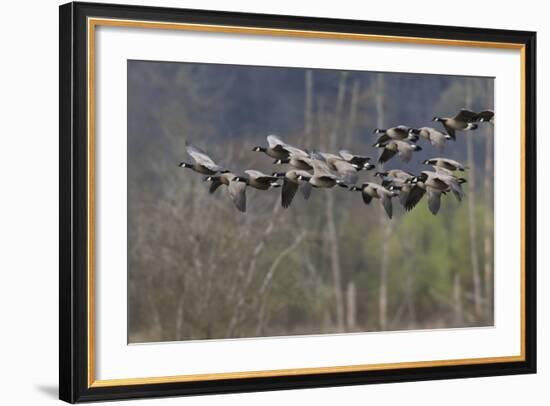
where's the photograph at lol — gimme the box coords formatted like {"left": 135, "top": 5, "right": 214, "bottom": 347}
{"left": 127, "top": 60, "right": 495, "bottom": 343}
{"left": 56, "top": 2, "right": 536, "bottom": 402}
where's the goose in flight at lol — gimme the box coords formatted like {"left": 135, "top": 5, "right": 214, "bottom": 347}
{"left": 373, "top": 125, "right": 418, "bottom": 145}
{"left": 252, "top": 135, "right": 292, "bottom": 160}
{"left": 338, "top": 149, "right": 375, "bottom": 170}
{"left": 432, "top": 109, "right": 479, "bottom": 140}
{"left": 455, "top": 108, "right": 495, "bottom": 124}
{"left": 408, "top": 127, "right": 449, "bottom": 152}
{"left": 297, "top": 158, "right": 349, "bottom": 189}
{"left": 274, "top": 145, "right": 313, "bottom": 171}
{"left": 350, "top": 182, "right": 398, "bottom": 219}
{"left": 405, "top": 170, "right": 466, "bottom": 214}
{"left": 272, "top": 170, "right": 312, "bottom": 208}
{"left": 375, "top": 169, "right": 414, "bottom": 181}
{"left": 428, "top": 168, "right": 467, "bottom": 202}
{"left": 375, "top": 169, "right": 415, "bottom": 207}
{"left": 404, "top": 172, "right": 448, "bottom": 215}
{"left": 375, "top": 140, "right": 422, "bottom": 164}
{"left": 475, "top": 110, "right": 494, "bottom": 124}
{"left": 179, "top": 143, "right": 224, "bottom": 175}
{"left": 315, "top": 152, "right": 369, "bottom": 185}
{"left": 204, "top": 172, "right": 247, "bottom": 212}
{"left": 422, "top": 157, "right": 467, "bottom": 172}
{"left": 233, "top": 170, "right": 281, "bottom": 190}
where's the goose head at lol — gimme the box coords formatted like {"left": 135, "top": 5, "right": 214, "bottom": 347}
{"left": 413, "top": 173, "right": 428, "bottom": 184}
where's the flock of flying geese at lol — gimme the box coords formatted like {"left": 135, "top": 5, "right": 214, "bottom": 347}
{"left": 178, "top": 108, "right": 494, "bottom": 218}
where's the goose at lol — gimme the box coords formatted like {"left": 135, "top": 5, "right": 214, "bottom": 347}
{"left": 233, "top": 170, "right": 281, "bottom": 190}
{"left": 272, "top": 170, "right": 312, "bottom": 208}
{"left": 252, "top": 134, "right": 292, "bottom": 160}
{"left": 297, "top": 158, "right": 349, "bottom": 189}
{"left": 475, "top": 110, "right": 494, "bottom": 124}
{"left": 406, "top": 171, "right": 465, "bottom": 214}
{"left": 204, "top": 172, "right": 247, "bottom": 212}
{"left": 375, "top": 170, "right": 415, "bottom": 207}
{"left": 375, "top": 140, "right": 422, "bottom": 164}
{"left": 349, "top": 182, "right": 398, "bottom": 219}
{"left": 432, "top": 109, "right": 479, "bottom": 140}
{"left": 179, "top": 143, "right": 224, "bottom": 175}
{"left": 458, "top": 109, "right": 495, "bottom": 124}
{"left": 422, "top": 157, "right": 467, "bottom": 172}
{"left": 432, "top": 166, "right": 454, "bottom": 176}
{"left": 338, "top": 149, "right": 375, "bottom": 170}
{"left": 274, "top": 145, "right": 313, "bottom": 171}
{"left": 374, "top": 169, "right": 414, "bottom": 181}
{"left": 373, "top": 125, "right": 417, "bottom": 145}
{"left": 408, "top": 127, "right": 448, "bottom": 152}
{"left": 315, "top": 152, "right": 367, "bottom": 184}
{"left": 429, "top": 168, "right": 467, "bottom": 201}
{"left": 404, "top": 172, "right": 448, "bottom": 215}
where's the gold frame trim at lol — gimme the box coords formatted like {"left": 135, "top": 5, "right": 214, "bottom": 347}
{"left": 87, "top": 17, "right": 527, "bottom": 388}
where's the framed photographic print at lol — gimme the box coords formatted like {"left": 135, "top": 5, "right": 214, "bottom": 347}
{"left": 59, "top": 1, "right": 537, "bottom": 403}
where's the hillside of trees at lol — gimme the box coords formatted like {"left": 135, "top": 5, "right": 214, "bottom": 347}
{"left": 127, "top": 60, "right": 494, "bottom": 342}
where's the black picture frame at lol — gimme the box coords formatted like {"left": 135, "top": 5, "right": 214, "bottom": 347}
{"left": 59, "top": 1, "right": 537, "bottom": 403}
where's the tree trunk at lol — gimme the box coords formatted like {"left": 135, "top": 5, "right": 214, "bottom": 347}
{"left": 326, "top": 195, "right": 345, "bottom": 331}
{"left": 465, "top": 84, "right": 482, "bottom": 318}
{"left": 304, "top": 70, "right": 314, "bottom": 140}
{"left": 346, "top": 281, "right": 357, "bottom": 331}
{"left": 225, "top": 200, "right": 281, "bottom": 337}
{"left": 254, "top": 232, "right": 307, "bottom": 335}
{"left": 483, "top": 84, "right": 494, "bottom": 322}
{"left": 379, "top": 223, "right": 391, "bottom": 330}
{"left": 376, "top": 73, "right": 391, "bottom": 331}
{"left": 344, "top": 80, "right": 360, "bottom": 146}
{"left": 404, "top": 240, "right": 416, "bottom": 328}
{"left": 453, "top": 272, "right": 464, "bottom": 326}
{"left": 325, "top": 72, "right": 347, "bottom": 332}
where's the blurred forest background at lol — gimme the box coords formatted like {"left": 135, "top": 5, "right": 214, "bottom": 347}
{"left": 127, "top": 60, "right": 494, "bottom": 343}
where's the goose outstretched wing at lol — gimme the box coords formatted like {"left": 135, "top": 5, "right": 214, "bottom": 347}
{"left": 281, "top": 177, "right": 299, "bottom": 208}
{"left": 245, "top": 170, "right": 277, "bottom": 182}
{"left": 378, "top": 145, "right": 398, "bottom": 164}
{"left": 186, "top": 144, "right": 223, "bottom": 171}
{"left": 266, "top": 135, "right": 287, "bottom": 150}
{"left": 404, "top": 185, "right": 426, "bottom": 212}
{"left": 332, "top": 160, "right": 358, "bottom": 184}
{"left": 426, "top": 187, "right": 442, "bottom": 215}
{"left": 228, "top": 180, "right": 247, "bottom": 212}
{"left": 454, "top": 108, "right": 478, "bottom": 122}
